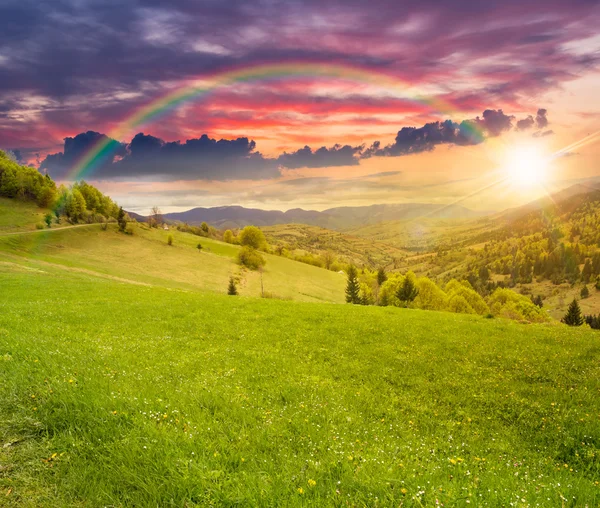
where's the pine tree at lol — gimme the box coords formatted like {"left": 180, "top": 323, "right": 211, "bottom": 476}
{"left": 345, "top": 265, "right": 360, "bottom": 304}
{"left": 582, "top": 259, "right": 592, "bottom": 283}
{"left": 227, "top": 276, "right": 238, "bottom": 296}
{"left": 117, "top": 206, "right": 127, "bottom": 232}
{"left": 580, "top": 285, "right": 590, "bottom": 299}
{"left": 396, "top": 276, "right": 419, "bottom": 306}
{"left": 562, "top": 298, "right": 583, "bottom": 326}
{"left": 377, "top": 267, "right": 387, "bottom": 286}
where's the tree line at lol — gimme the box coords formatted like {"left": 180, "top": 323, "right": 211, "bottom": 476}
{"left": 0, "top": 150, "right": 124, "bottom": 227}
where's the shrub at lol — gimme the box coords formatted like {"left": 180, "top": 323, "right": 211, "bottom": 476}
{"left": 167, "top": 235, "right": 173, "bottom": 246}
{"left": 35, "top": 222, "right": 45, "bottom": 230}
{"left": 488, "top": 288, "right": 548, "bottom": 323}
{"left": 238, "top": 246, "right": 266, "bottom": 270}
{"left": 446, "top": 279, "right": 489, "bottom": 315}
{"left": 580, "top": 285, "right": 589, "bottom": 299}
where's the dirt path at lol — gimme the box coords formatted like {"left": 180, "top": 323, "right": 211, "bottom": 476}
{"left": 0, "top": 223, "right": 101, "bottom": 237}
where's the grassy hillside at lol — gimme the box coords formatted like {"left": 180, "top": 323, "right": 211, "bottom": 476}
{"left": 0, "top": 199, "right": 345, "bottom": 303}
{"left": 0, "top": 197, "right": 47, "bottom": 233}
{"left": 1, "top": 263, "right": 599, "bottom": 506}
{"left": 0, "top": 224, "right": 345, "bottom": 303}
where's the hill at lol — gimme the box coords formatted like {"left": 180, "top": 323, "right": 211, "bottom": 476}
{"left": 136, "top": 202, "right": 485, "bottom": 230}
{"left": 2, "top": 261, "right": 600, "bottom": 506}
{"left": 0, "top": 200, "right": 345, "bottom": 303}
{"left": 261, "top": 223, "right": 411, "bottom": 268}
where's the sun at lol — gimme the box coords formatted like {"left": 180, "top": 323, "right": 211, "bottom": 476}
{"left": 503, "top": 144, "right": 549, "bottom": 189}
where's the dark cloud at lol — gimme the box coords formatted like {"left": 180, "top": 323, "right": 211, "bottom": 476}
{"left": 277, "top": 144, "right": 362, "bottom": 169}
{"left": 0, "top": 0, "right": 597, "bottom": 155}
{"left": 363, "top": 108, "right": 541, "bottom": 158}
{"left": 39, "top": 132, "right": 362, "bottom": 180}
{"left": 40, "top": 131, "right": 127, "bottom": 177}
{"left": 535, "top": 108, "right": 549, "bottom": 129}
{"left": 516, "top": 115, "right": 535, "bottom": 130}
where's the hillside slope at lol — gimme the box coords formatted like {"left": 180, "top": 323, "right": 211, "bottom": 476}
{"left": 1, "top": 263, "right": 599, "bottom": 506}
{"left": 0, "top": 200, "right": 345, "bottom": 303}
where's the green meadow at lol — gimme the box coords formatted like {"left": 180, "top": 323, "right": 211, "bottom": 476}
{"left": 1, "top": 260, "right": 600, "bottom": 506}
{"left": 0, "top": 219, "right": 345, "bottom": 303}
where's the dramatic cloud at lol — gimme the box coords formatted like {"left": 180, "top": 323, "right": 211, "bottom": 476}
{"left": 39, "top": 107, "right": 549, "bottom": 179}
{"left": 277, "top": 144, "right": 362, "bottom": 169}
{"left": 516, "top": 115, "right": 535, "bottom": 131}
{"left": 535, "top": 109, "right": 549, "bottom": 129}
{"left": 363, "top": 108, "right": 547, "bottom": 158}
{"left": 40, "top": 133, "right": 364, "bottom": 180}
{"left": 41, "top": 131, "right": 127, "bottom": 177}
{"left": 0, "top": 0, "right": 598, "bottom": 162}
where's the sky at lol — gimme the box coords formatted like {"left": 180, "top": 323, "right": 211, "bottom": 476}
{"left": 1, "top": 0, "right": 599, "bottom": 214}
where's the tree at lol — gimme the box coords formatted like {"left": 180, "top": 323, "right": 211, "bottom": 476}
{"left": 44, "top": 213, "right": 53, "bottom": 228}
{"left": 580, "top": 285, "right": 589, "bottom": 299}
{"left": 322, "top": 250, "right": 335, "bottom": 270}
{"left": 201, "top": 222, "right": 209, "bottom": 233}
{"left": 530, "top": 294, "right": 543, "bottom": 308}
{"left": 562, "top": 298, "right": 583, "bottom": 326}
{"left": 65, "top": 188, "right": 86, "bottom": 222}
{"left": 377, "top": 267, "right": 388, "bottom": 287}
{"left": 197, "top": 243, "right": 203, "bottom": 252}
{"left": 582, "top": 259, "right": 592, "bottom": 283}
{"left": 117, "top": 207, "right": 127, "bottom": 232}
{"left": 596, "top": 276, "right": 600, "bottom": 291}
{"left": 396, "top": 275, "right": 419, "bottom": 306}
{"left": 227, "top": 276, "right": 238, "bottom": 295}
{"left": 150, "top": 206, "right": 163, "bottom": 226}
{"left": 239, "top": 226, "right": 267, "bottom": 250}
{"left": 345, "top": 265, "right": 360, "bottom": 304}
{"left": 478, "top": 265, "right": 490, "bottom": 282}
{"left": 223, "top": 229, "right": 234, "bottom": 244}
{"left": 167, "top": 235, "right": 173, "bottom": 246}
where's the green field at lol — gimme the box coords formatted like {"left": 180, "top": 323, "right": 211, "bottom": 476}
{"left": 1, "top": 263, "right": 600, "bottom": 506}
{"left": 2, "top": 198, "right": 600, "bottom": 506}
{"left": 0, "top": 215, "right": 345, "bottom": 303}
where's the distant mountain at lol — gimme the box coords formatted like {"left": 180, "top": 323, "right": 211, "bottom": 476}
{"left": 130, "top": 203, "right": 487, "bottom": 230}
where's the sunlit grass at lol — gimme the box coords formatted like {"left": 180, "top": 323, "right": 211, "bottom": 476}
{"left": 1, "top": 264, "right": 599, "bottom": 506}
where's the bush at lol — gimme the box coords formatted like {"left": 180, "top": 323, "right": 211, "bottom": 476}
{"left": 488, "top": 288, "right": 548, "bottom": 323}
{"left": 238, "top": 246, "right": 266, "bottom": 270}
{"left": 223, "top": 230, "right": 235, "bottom": 244}
{"left": 35, "top": 222, "right": 45, "bottom": 230}
{"left": 167, "top": 235, "right": 173, "bottom": 246}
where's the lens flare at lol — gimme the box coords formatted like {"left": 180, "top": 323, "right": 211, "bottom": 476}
{"left": 504, "top": 144, "right": 549, "bottom": 189}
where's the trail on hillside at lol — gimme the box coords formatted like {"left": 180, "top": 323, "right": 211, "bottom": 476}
{"left": 0, "top": 223, "right": 101, "bottom": 237}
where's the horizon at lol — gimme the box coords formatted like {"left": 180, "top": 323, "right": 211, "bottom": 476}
{"left": 1, "top": 1, "right": 600, "bottom": 214}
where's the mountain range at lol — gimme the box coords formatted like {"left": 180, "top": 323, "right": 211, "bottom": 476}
{"left": 129, "top": 202, "right": 488, "bottom": 230}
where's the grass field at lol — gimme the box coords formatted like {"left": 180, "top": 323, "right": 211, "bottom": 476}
{"left": 0, "top": 217, "right": 346, "bottom": 303}
{"left": 0, "top": 197, "right": 47, "bottom": 233}
{"left": 1, "top": 262, "right": 600, "bottom": 506}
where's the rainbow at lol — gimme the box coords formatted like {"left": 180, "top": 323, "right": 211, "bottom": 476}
{"left": 66, "top": 61, "right": 481, "bottom": 181}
